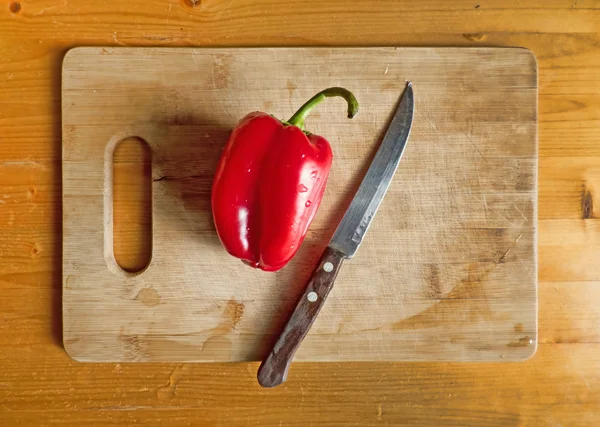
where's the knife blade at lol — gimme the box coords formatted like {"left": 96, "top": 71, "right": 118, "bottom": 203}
{"left": 257, "top": 82, "right": 414, "bottom": 388}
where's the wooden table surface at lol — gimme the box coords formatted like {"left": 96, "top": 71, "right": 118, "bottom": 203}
{"left": 1, "top": 0, "right": 599, "bottom": 425}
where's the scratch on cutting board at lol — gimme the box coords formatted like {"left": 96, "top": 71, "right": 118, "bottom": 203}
{"left": 481, "top": 194, "right": 488, "bottom": 221}
{"left": 471, "top": 193, "right": 517, "bottom": 226}
{"left": 513, "top": 204, "right": 528, "bottom": 222}
{"left": 159, "top": 66, "right": 169, "bottom": 107}
{"left": 416, "top": 110, "right": 444, "bottom": 141}
{"left": 210, "top": 55, "right": 217, "bottom": 88}
{"left": 499, "top": 233, "right": 523, "bottom": 263}
{"left": 191, "top": 51, "right": 202, "bottom": 81}
{"left": 459, "top": 126, "right": 488, "bottom": 163}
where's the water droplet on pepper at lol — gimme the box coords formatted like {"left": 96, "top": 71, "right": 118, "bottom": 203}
{"left": 305, "top": 200, "right": 312, "bottom": 207}
{"left": 298, "top": 184, "right": 308, "bottom": 193}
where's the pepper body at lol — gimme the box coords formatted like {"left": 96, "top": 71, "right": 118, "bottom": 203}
{"left": 212, "top": 113, "right": 332, "bottom": 271}
{"left": 211, "top": 88, "right": 358, "bottom": 271}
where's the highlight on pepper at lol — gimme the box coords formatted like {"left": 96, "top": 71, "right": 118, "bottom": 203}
{"left": 211, "top": 87, "right": 359, "bottom": 272}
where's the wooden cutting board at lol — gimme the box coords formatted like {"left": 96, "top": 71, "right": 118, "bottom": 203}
{"left": 62, "top": 47, "right": 537, "bottom": 362}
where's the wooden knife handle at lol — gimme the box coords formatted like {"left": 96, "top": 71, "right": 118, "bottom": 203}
{"left": 257, "top": 246, "right": 345, "bottom": 388}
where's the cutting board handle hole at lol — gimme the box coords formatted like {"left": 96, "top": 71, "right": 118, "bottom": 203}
{"left": 110, "top": 136, "right": 153, "bottom": 274}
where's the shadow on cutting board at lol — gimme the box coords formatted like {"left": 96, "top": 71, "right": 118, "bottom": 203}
{"left": 147, "top": 112, "right": 230, "bottom": 252}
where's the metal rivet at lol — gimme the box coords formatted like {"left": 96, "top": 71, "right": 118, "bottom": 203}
{"left": 323, "top": 262, "right": 334, "bottom": 273}
{"left": 307, "top": 292, "right": 318, "bottom": 302}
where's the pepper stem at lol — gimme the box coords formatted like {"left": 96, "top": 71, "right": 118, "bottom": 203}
{"left": 287, "top": 87, "right": 359, "bottom": 130}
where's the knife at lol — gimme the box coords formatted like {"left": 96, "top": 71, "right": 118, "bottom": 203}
{"left": 257, "top": 82, "right": 415, "bottom": 388}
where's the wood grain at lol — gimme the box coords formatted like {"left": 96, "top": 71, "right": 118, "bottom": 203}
{"left": 1, "top": 0, "right": 599, "bottom": 425}
{"left": 62, "top": 46, "right": 537, "bottom": 363}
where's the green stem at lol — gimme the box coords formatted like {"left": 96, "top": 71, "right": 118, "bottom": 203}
{"left": 287, "top": 87, "right": 359, "bottom": 130}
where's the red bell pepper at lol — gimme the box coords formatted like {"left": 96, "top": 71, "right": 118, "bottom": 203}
{"left": 211, "top": 87, "right": 359, "bottom": 271}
